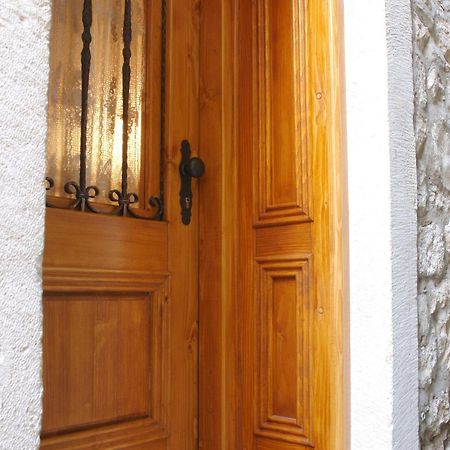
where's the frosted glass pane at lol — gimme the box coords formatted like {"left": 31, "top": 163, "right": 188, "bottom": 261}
{"left": 47, "top": 0, "right": 145, "bottom": 205}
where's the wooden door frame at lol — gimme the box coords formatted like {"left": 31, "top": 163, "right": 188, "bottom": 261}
{"left": 198, "top": 0, "right": 238, "bottom": 447}
{"left": 197, "top": 0, "right": 348, "bottom": 448}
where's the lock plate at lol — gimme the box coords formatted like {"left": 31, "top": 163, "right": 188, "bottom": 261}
{"left": 179, "top": 140, "right": 205, "bottom": 225}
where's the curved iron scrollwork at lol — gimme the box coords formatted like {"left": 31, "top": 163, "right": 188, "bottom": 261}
{"left": 46, "top": 0, "right": 166, "bottom": 221}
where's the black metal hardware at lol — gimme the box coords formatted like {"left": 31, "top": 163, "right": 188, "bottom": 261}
{"left": 46, "top": 0, "right": 98, "bottom": 212}
{"left": 179, "top": 140, "right": 205, "bottom": 225}
{"left": 46, "top": 0, "right": 167, "bottom": 221}
{"left": 158, "top": 0, "right": 167, "bottom": 220}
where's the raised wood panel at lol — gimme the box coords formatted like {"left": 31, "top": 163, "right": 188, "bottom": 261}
{"left": 42, "top": 294, "right": 151, "bottom": 435}
{"left": 256, "top": 259, "right": 312, "bottom": 446}
{"left": 41, "top": 274, "right": 169, "bottom": 449}
{"left": 41, "top": 420, "right": 167, "bottom": 450}
{"left": 255, "top": 0, "right": 310, "bottom": 225}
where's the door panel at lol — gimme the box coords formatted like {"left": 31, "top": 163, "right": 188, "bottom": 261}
{"left": 43, "top": 211, "right": 167, "bottom": 274}
{"left": 42, "top": 294, "right": 151, "bottom": 434}
{"left": 237, "top": 0, "right": 345, "bottom": 449}
{"left": 255, "top": 0, "right": 309, "bottom": 224}
{"left": 255, "top": 259, "right": 312, "bottom": 446}
{"left": 41, "top": 0, "right": 200, "bottom": 448}
{"left": 42, "top": 212, "right": 171, "bottom": 449}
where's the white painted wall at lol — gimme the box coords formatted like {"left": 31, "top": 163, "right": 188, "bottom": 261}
{"left": 344, "top": 0, "right": 419, "bottom": 449}
{"left": 0, "top": 1, "right": 51, "bottom": 449}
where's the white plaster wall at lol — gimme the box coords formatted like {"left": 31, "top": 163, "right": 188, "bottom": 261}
{"left": 411, "top": 1, "right": 450, "bottom": 448}
{"left": 0, "top": 1, "right": 51, "bottom": 448}
{"left": 344, "top": 0, "right": 419, "bottom": 448}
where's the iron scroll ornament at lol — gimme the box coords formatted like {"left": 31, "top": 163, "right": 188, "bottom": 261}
{"left": 45, "top": 0, "right": 167, "bottom": 221}
{"left": 179, "top": 140, "right": 205, "bottom": 225}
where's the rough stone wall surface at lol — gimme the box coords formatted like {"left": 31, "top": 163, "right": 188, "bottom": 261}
{"left": 0, "top": 1, "right": 50, "bottom": 449}
{"left": 413, "top": 0, "right": 450, "bottom": 448}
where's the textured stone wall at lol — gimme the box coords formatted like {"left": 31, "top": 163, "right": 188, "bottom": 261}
{"left": 412, "top": 0, "right": 450, "bottom": 448}
{"left": 0, "top": 1, "right": 51, "bottom": 448}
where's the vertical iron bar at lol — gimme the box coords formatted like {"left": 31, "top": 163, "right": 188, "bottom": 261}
{"left": 159, "top": 0, "right": 167, "bottom": 220}
{"left": 121, "top": 0, "right": 132, "bottom": 203}
{"left": 80, "top": 0, "right": 92, "bottom": 197}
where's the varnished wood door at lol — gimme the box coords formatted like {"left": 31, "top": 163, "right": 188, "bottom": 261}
{"left": 41, "top": 1, "right": 200, "bottom": 448}
{"left": 41, "top": 0, "right": 345, "bottom": 448}
{"left": 234, "top": 0, "right": 346, "bottom": 449}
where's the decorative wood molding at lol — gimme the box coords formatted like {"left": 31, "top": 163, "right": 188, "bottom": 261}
{"left": 254, "top": 0, "right": 311, "bottom": 226}
{"left": 236, "top": 0, "right": 346, "bottom": 447}
{"left": 41, "top": 273, "right": 170, "bottom": 449}
{"left": 43, "top": 266, "right": 170, "bottom": 293}
{"left": 255, "top": 257, "right": 313, "bottom": 446}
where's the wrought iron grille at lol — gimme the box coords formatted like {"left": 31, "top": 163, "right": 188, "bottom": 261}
{"left": 45, "top": 0, "right": 166, "bottom": 220}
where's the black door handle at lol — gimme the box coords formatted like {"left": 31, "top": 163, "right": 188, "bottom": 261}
{"left": 181, "top": 156, "right": 205, "bottom": 179}
{"left": 179, "top": 140, "right": 205, "bottom": 225}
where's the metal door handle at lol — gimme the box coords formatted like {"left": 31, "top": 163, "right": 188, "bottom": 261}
{"left": 179, "top": 140, "right": 205, "bottom": 225}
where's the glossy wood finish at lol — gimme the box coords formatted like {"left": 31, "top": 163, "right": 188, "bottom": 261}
{"left": 255, "top": 258, "right": 312, "bottom": 445}
{"left": 198, "top": 0, "right": 238, "bottom": 448}
{"left": 42, "top": 213, "right": 171, "bottom": 448}
{"left": 42, "top": 0, "right": 346, "bottom": 447}
{"left": 255, "top": 0, "right": 310, "bottom": 226}
{"left": 165, "top": 0, "right": 200, "bottom": 447}
{"left": 235, "top": 0, "right": 347, "bottom": 449}
{"left": 41, "top": 0, "right": 200, "bottom": 448}
{"left": 43, "top": 294, "right": 151, "bottom": 435}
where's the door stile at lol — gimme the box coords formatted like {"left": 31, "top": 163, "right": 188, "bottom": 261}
{"left": 198, "top": 0, "right": 240, "bottom": 449}
{"left": 165, "top": 0, "right": 200, "bottom": 448}
{"left": 307, "top": 1, "right": 348, "bottom": 448}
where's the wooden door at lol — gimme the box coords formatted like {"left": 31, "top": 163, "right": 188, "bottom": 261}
{"left": 41, "top": 1, "right": 200, "bottom": 449}
{"left": 235, "top": 0, "right": 346, "bottom": 449}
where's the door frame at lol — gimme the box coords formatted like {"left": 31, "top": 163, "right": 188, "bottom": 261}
{"left": 197, "top": 0, "right": 348, "bottom": 448}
